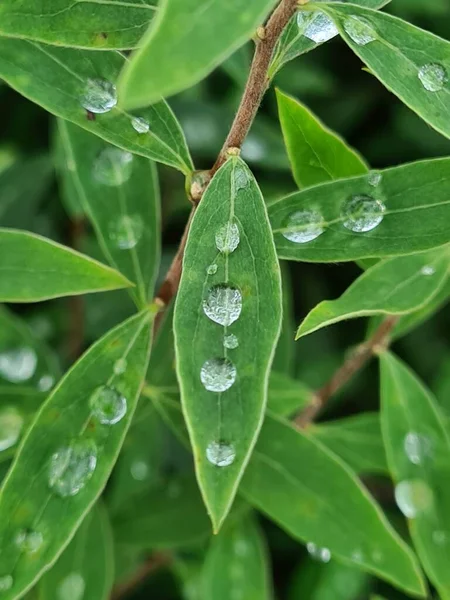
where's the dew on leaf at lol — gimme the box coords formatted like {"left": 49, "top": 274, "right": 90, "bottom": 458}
{"left": 206, "top": 264, "right": 218, "bottom": 275}
{"left": 282, "top": 210, "right": 325, "bottom": 243}
{"left": 14, "top": 529, "right": 43, "bottom": 554}
{"left": 368, "top": 171, "right": 382, "bottom": 187}
{"left": 131, "top": 116, "right": 150, "bottom": 134}
{"left": 341, "top": 195, "right": 385, "bottom": 232}
{"left": 215, "top": 222, "right": 240, "bottom": 253}
{"left": 93, "top": 147, "right": 133, "bottom": 187}
{"left": 80, "top": 78, "right": 117, "bottom": 114}
{"left": 302, "top": 12, "right": 338, "bottom": 43}
{"left": 0, "top": 347, "right": 37, "bottom": 383}
{"left": 48, "top": 440, "right": 97, "bottom": 497}
{"left": 203, "top": 285, "right": 242, "bottom": 326}
{"left": 343, "top": 16, "right": 377, "bottom": 45}
{"left": 38, "top": 374, "right": 55, "bottom": 392}
{"left": 0, "top": 576, "right": 13, "bottom": 592}
{"left": 130, "top": 460, "right": 149, "bottom": 481}
{"left": 404, "top": 432, "right": 432, "bottom": 465}
{"left": 421, "top": 265, "right": 436, "bottom": 276}
{"left": 234, "top": 167, "right": 250, "bottom": 191}
{"left": 109, "top": 214, "right": 144, "bottom": 250}
{"left": 224, "top": 334, "right": 239, "bottom": 349}
{"left": 206, "top": 441, "right": 236, "bottom": 467}
{"left": 57, "top": 572, "right": 85, "bottom": 600}
{"left": 306, "top": 542, "right": 331, "bottom": 563}
{"left": 200, "top": 358, "right": 237, "bottom": 392}
{"left": 113, "top": 358, "right": 127, "bottom": 375}
{"left": 418, "top": 63, "right": 448, "bottom": 92}
{"left": 90, "top": 385, "right": 127, "bottom": 425}
{"left": 394, "top": 479, "right": 433, "bottom": 518}
{"left": 0, "top": 407, "right": 23, "bottom": 452}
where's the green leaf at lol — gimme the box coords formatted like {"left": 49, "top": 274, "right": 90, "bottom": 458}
{"left": 0, "top": 311, "right": 152, "bottom": 599}
{"left": 310, "top": 413, "right": 388, "bottom": 475}
{"left": 269, "top": 0, "right": 390, "bottom": 78}
{"left": 269, "top": 158, "right": 450, "bottom": 263}
{"left": 0, "top": 40, "right": 193, "bottom": 174}
{"left": 267, "top": 372, "right": 312, "bottom": 418}
{"left": 39, "top": 503, "right": 114, "bottom": 600}
{"left": 0, "top": 229, "right": 133, "bottom": 303}
{"left": 240, "top": 414, "right": 426, "bottom": 596}
{"left": 174, "top": 157, "right": 282, "bottom": 531}
{"left": 56, "top": 120, "right": 161, "bottom": 307}
{"left": 0, "top": 0, "right": 157, "bottom": 50}
{"left": 380, "top": 352, "right": 450, "bottom": 598}
{"left": 297, "top": 248, "right": 449, "bottom": 338}
{"left": 118, "top": 0, "right": 278, "bottom": 109}
{"left": 272, "top": 265, "right": 296, "bottom": 376}
{"left": 323, "top": 3, "right": 450, "bottom": 141}
{"left": 276, "top": 89, "right": 368, "bottom": 189}
{"left": 202, "top": 515, "right": 272, "bottom": 600}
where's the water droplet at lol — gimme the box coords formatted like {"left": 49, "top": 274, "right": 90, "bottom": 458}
{"left": 282, "top": 210, "right": 324, "bottom": 243}
{"left": 306, "top": 542, "right": 331, "bottom": 563}
{"left": 302, "top": 12, "right": 338, "bottom": 43}
{"left": 234, "top": 167, "right": 250, "bottom": 190}
{"left": 433, "top": 530, "right": 447, "bottom": 546}
{"left": 14, "top": 529, "right": 43, "bottom": 554}
{"left": 113, "top": 358, "right": 127, "bottom": 375}
{"left": 341, "top": 195, "right": 385, "bottom": 232}
{"left": 109, "top": 214, "right": 144, "bottom": 250}
{"left": 48, "top": 440, "right": 97, "bottom": 497}
{"left": 0, "top": 407, "right": 23, "bottom": 452}
{"left": 421, "top": 265, "right": 435, "bottom": 276}
{"left": 57, "top": 572, "right": 85, "bottom": 600}
{"left": 90, "top": 385, "right": 127, "bottom": 425}
{"left": 394, "top": 479, "right": 434, "bottom": 518}
{"left": 343, "top": 15, "right": 377, "bottom": 45}
{"left": 200, "top": 358, "right": 237, "bottom": 392}
{"left": 0, "top": 347, "right": 37, "bottom": 383}
{"left": 215, "top": 223, "right": 240, "bottom": 253}
{"left": 351, "top": 549, "right": 363, "bottom": 563}
{"left": 93, "top": 147, "right": 133, "bottom": 187}
{"left": 130, "top": 460, "right": 149, "bottom": 481}
{"left": 404, "top": 432, "right": 432, "bottom": 465}
{"left": 131, "top": 116, "right": 150, "bottom": 134}
{"left": 418, "top": 63, "right": 448, "bottom": 92}
{"left": 224, "top": 334, "right": 239, "bottom": 349}
{"left": 203, "top": 285, "right": 242, "bottom": 326}
{"left": 80, "top": 78, "right": 117, "bottom": 114}
{"left": 0, "top": 576, "right": 13, "bottom": 592}
{"left": 368, "top": 171, "right": 382, "bottom": 187}
{"left": 206, "top": 264, "right": 218, "bottom": 275}
{"left": 206, "top": 441, "right": 236, "bottom": 467}
{"left": 38, "top": 374, "right": 55, "bottom": 392}
{"left": 234, "top": 538, "right": 250, "bottom": 557}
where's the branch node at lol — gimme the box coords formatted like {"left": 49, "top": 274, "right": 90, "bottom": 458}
{"left": 227, "top": 146, "right": 241, "bottom": 157}
{"left": 256, "top": 26, "right": 267, "bottom": 41}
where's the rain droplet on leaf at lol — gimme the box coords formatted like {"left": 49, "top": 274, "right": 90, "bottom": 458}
{"left": 203, "top": 285, "right": 242, "bottom": 326}
{"left": 421, "top": 265, "right": 435, "bottom": 276}
{"left": 418, "top": 63, "right": 448, "bottom": 92}
{"left": 306, "top": 542, "right": 331, "bottom": 563}
{"left": 368, "top": 171, "right": 382, "bottom": 187}
{"left": 215, "top": 222, "right": 240, "bottom": 253}
{"left": 93, "top": 148, "right": 133, "bottom": 187}
{"left": 200, "top": 358, "right": 237, "bottom": 392}
{"left": 341, "top": 195, "right": 385, "bottom": 232}
{"left": 48, "top": 440, "right": 97, "bottom": 497}
{"left": 80, "top": 78, "right": 117, "bottom": 114}
{"left": 57, "top": 573, "right": 85, "bottom": 600}
{"left": 90, "top": 385, "right": 127, "bottom": 425}
{"left": 224, "top": 334, "right": 239, "bottom": 349}
{"left": 206, "top": 441, "right": 236, "bottom": 467}
{"left": 130, "top": 460, "right": 149, "bottom": 481}
{"left": 131, "top": 116, "right": 150, "bottom": 134}
{"left": 0, "top": 347, "right": 37, "bottom": 383}
{"left": 282, "top": 210, "right": 325, "bottom": 243}
{"left": 343, "top": 15, "right": 377, "bottom": 45}
{"left": 38, "top": 374, "right": 55, "bottom": 392}
{"left": 0, "top": 407, "right": 23, "bottom": 452}
{"left": 234, "top": 167, "right": 250, "bottom": 191}
{"left": 394, "top": 479, "right": 433, "bottom": 518}
{"left": 109, "top": 214, "right": 144, "bottom": 250}
{"left": 113, "top": 358, "right": 127, "bottom": 375}
{"left": 206, "top": 264, "right": 218, "bottom": 275}
{"left": 14, "top": 529, "right": 43, "bottom": 554}
{"left": 303, "top": 12, "right": 338, "bottom": 43}
{"left": 404, "top": 432, "right": 431, "bottom": 465}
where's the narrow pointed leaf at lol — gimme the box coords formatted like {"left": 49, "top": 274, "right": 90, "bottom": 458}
{"left": 267, "top": 372, "right": 312, "bottom": 417}
{"left": 240, "top": 415, "right": 426, "bottom": 597}
{"left": 269, "top": 158, "right": 450, "bottom": 262}
{"left": 174, "top": 157, "right": 282, "bottom": 531}
{"left": 0, "top": 0, "right": 157, "bottom": 50}
{"left": 380, "top": 353, "right": 450, "bottom": 598}
{"left": 276, "top": 89, "right": 368, "bottom": 189}
{"left": 297, "top": 248, "right": 449, "bottom": 338}
{"left": 323, "top": 3, "right": 450, "bottom": 141}
{"left": 0, "top": 311, "right": 152, "bottom": 599}
{"left": 0, "top": 229, "right": 133, "bottom": 302}
{"left": 39, "top": 503, "right": 114, "bottom": 600}
{"left": 272, "top": 265, "right": 296, "bottom": 376}
{"left": 56, "top": 120, "right": 161, "bottom": 306}
{"left": 118, "top": 0, "right": 278, "bottom": 109}
{"left": 0, "top": 40, "right": 193, "bottom": 174}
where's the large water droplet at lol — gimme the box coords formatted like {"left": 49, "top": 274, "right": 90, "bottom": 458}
{"left": 343, "top": 16, "right": 377, "bottom": 45}
{"left": 203, "top": 285, "right": 242, "bottom": 326}
{"left": 38, "top": 374, "right": 55, "bottom": 392}
{"left": 418, "top": 63, "right": 448, "bottom": 92}
{"left": 306, "top": 542, "right": 331, "bottom": 563}
{"left": 109, "top": 214, "right": 144, "bottom": 250}
{"left": 0, "top": 407, "right": 23, "bottom": 452}
{"left": 368, "top": 171, "right": 382, "bottom": 187}
{"left": 0, "top": 576, "right": 13, "bottom": 592}
{"left": 421, "top": 265, "right": 435, "bottom": 276}
{"left": 0, "top": 347, "right": 37, "bottom": 383}
{"left": 215, "top": 223, "right": 240, "bottom": 253}
{"left": 404, "top": 432, "right": 431, "bottom": 465}
{"left": 206, "top": 264, "right": 218, "bottom": 275}
{"left": 93, "top": 147, "right": 133, "bottom": 187}
{"left": 200, "top": 358, "right": 237, "bottom": 392}
{"left": 131, "top": 117, "right": 150, "bottom": 134}
{"left": 57, "top": 572, "right": 85, "bottom": 600}
{"left": 48, "top": 440, "right": 97, "bottom": 497}
{"left": 224, "top": 334, "right": 239, "bottom": 349}
{"left": 206, "top": 441, "right": 236, "bottom": 467}
{"left": 90, "top": 385, "right": 127, "bottom": 425}
{"left": 394, "top": 479, "right": 433, "bottom": 518}
{"left": 14, "top": 529, "right": 43, "bottom": 554}
{"left": 130, "top": 460, "right": 149, "bottom": 481}
{"left": 282, "top": 210, "right": 324, "bottom": 243}
{"left": 341, "top": 195, "right": 385, "bottom": 232}
{"left": 302, "top": 12, "right": 338, "bottom": 43}
{"left": 80, "top": 78, "right": 117, "bottom": 114}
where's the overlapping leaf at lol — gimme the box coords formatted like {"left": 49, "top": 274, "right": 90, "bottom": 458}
{"left": 174, "top": 157, "right": 282, "bottom": 531}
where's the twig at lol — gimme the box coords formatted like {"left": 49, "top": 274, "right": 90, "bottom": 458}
{"left": 294, "top": 316, "right": 400, "bottom": 428}
{"left": 111, "top": 553, "right": 171, "bottom": 600}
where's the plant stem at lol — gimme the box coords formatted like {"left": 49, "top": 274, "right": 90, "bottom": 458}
{"left": 294, "top": 316, "right": 400, "bottom": 428}
{"left": 111, "top": 553, "right": 171, "bottom": 600}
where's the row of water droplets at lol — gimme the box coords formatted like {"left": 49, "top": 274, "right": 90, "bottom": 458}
{"left": 297, "top": 9, "right": 447, "bottom": 92}
{"left": 200, "top": 167, "right": 250, "bottom": 469}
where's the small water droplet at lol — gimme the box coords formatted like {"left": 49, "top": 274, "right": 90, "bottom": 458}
{"left": 433, "top": 530, "right": 447, "bottom": 546}
{"left": 48, "top": 440, "right": 97, "bottom": 497}
{"left": 130, "top": 460, "right": 149, "bottom": 481}
{"left": 0, "top": 407, "right": 23, "bottom": 452}
{"left": 80, "top": 78, "right": 117, "bottom": 114}
{"left": 418, "top": 63, "right": 448, "bottom": 92}
{"left": 0, "top": 576, "right": 13, "bottom": 592}
{"left": 368, "top": 171, "right": 382, "bottom": 187}
{"left": 113, "top": 358, "right": 127, "bottom": 375}
{"left": 343, "top": 15, "right": 377, "bottom": 45}
{"left": 282, "top": 210, "right": 325, "bottom": 243}
{"left": 131, "top": 117, "right": 150, "bottom": 134}
{"left": 302, "top": 12, "right": 338, "bottom": 43}
{"left": 206, "top": 441, "right": 236, "bottom": 467}
{"left": 14, "top": 529, "right": 43, "bottom": 554}
{"left": 206, "top": 264, "right": 218, "bottom": 275}
{"left": 421, "top": 265, "right": 435, "bottom": 276}
{"left": 90, "top": 385, "right": 127, "bottom": 425}
{"left": 224, "top": 334, "right": 239, "bottom": 349}
{"left": 394, "top": 479, "right": 434, "bottom": 518}
{"left": 341, "top": 195, "right": 385, "bottom": 232}
{"left": 38, "top": 374, "right": 55, "bottom": 392}
{"left": 234, "top": 538, "right": 250, "bottom": 557}
{"left": 351, "top": 549, "right": 363, "bottom": 563}
{"left": 215, "top": 223, "right": 240, "bottom": 253}
{"left": 306, "top": 542, "right": 331, "bottom": 563}
{"left": 404, "top": 432, "right": 432, "bottom": 465}
{"left": 203, "top": 285, "right": 242, "bottom": 326}
{"left": 57, "top": 572, "right": 85, "bottom": 600}
{"left": 109, "top": 214, "right": 144, "bottom": 250}
{"left": 200, "top": 358, "right": 237, "bottom": 392}
{"left": 93, "top": 147, "right": 133, "bottom": 187}
{"left": 234, "top": 167, "right": 250, "bottom": 190}
{"left": 0, "top": 347, "right": 37, "bottom": 383}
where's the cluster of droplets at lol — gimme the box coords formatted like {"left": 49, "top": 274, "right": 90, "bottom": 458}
{"left": 306, "top": 542, "right": 331, "bottom": 563}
